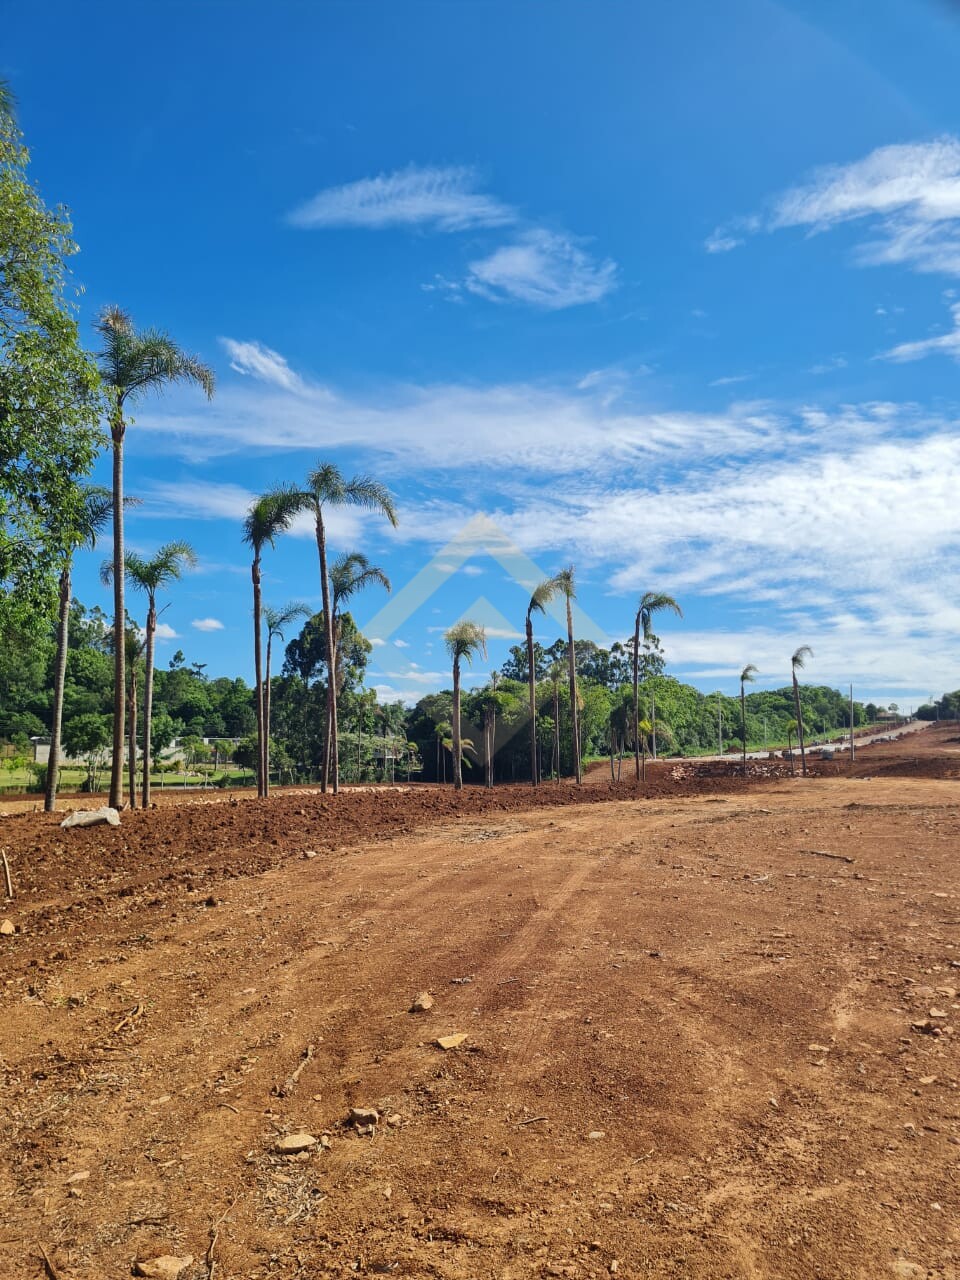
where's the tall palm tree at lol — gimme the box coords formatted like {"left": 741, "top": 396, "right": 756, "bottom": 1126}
{"left": 554, "top": 568, "right": 582, "bottom": 784}
{"left": 241, "top": 487, "right": 302, "bottom": 798}
{"left": 739, "top": 663, "right": 758, "bottom": 775}
{"left": 444, "top": 621, "right": 486, "bottom": 791}
{"left": 123, "top": 627, "right": 146, "bottom": 808}
{"left": 547, "top": 661, "right": 565, "bottom": 781}
{"left": 785, "top": 717, "right": 799, "bottom": 777}
{"left": 329, "top": 552, "right": 390, "bottom": 786}
{"left": 262, "top": 600, "right": 310, "bottom": 796}
{"left": 632, "top": 592, "right": 682, "bottom": 781}
{"left": 95, "top": 307, "right": 214, "bottom": 808}
{"left": 44, "top": 486, "right": 113, "bottom": 812}
{"left": 525, "top": 576, "right": 562, "bottom": 787}
{"left": 296, "top": 465, "right": 398, "bottom": 794}
{"left": 124, "top": 542, "right": 197, "bottom": 808}
{"left": 791, "top": 645, "right": 813, "bottom": 777}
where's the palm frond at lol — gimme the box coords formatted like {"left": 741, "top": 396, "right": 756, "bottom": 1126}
{"left": 264, "top": 600, "right": 311, "bottom": 638}
{"left": 527, "top": 574, "right": 563, "bottom": 618}
{"left": 344, "top": 475, "right": 399, "bottom": 527}
{"left": 740, "top": 663, "right": 758, "bottom": 684}
{"left": 791, "top": 645, "right": 813, "bottom": 670}
{"left": 444, "top": 620, "right": 487, "bottom": 663}
{"left": 554, "top": 566, "right": 576, "bottom": 600}
{"left": 242, "top": 485, "right": 305, "bottom": 551}
{"left": 637, "top": 591, "right": 682, "bottom": 638}
{"left": 95, "top": 308, "right": 215, "bottom": 404}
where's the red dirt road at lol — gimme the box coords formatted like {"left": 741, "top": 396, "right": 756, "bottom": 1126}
{"left": 1, "top": 729, "right": 959, "bottom": 1279}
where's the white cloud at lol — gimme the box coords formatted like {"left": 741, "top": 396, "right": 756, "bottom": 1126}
{"left": 139, "top": 359, "right": 774, "bottom": 474}
{"left": 192, "top": 617, "right": 224, "bottom": 632}
{"left": 141, "top": 479, "right": 365, "bottom": 543}
{"left": 154, "top": 623, "right": 179, "bottom": 642}
{"left": 286, "top": 165, "right": 515, "bottom": 232}
{"left": 709, "top": 374, "right": 753, "bottom": 387}
{"left": 809, "top": 355, "right": 848, "bottom": 374}
{"left": 715, "top": 136, "right": 960, "bottom": 276}
{"left": 882, "top": 301, "right": 960, "bottom": 362}
{"left": 219, "top": 338, "right": 306, "bottom": 393}
{"left": 393, "top": 638, "right": 409, "bottom": 648}
{"left": 369, "top": 637, "right": 387, "bottom": 647}
{"left": 704, "top": 230, "right": 743, "bottom": 253}
{"left": 465, "top": 230, "right": 617, "bottom": 309}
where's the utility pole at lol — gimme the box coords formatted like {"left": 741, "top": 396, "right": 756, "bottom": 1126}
{"left": 849, "top": 682, "right": 855, "bottom": 762}
{"left": 717, "top": 693, "right": 723, "bottom": 757}
{"left": 763, "top": 716, "right": 767, "bottom": 751}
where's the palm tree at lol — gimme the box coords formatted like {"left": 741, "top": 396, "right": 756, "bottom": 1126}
{"left": 328, "top": 553, "right": 390, "bottom": 786}
{"left": 791, "top": 645, "right": 813, "bottom": 777}
{"left": 444, "top": 622, "right": 486, "bottom": 791}
{"left": 296, "top": 465, "right": 398, "bottom": 794}
{"left": 44, "top": 486, "right": 113, "bottom": 812}
{"left": 525, "top": 576, "right": 562, "bottom": 786}
{"left": 123, "top": 627, "right": 145, "bottom": 807}
{"left": 554, "top": 568, "right": 582, "bottom": 784}
{"left": 262, "top": 601, "right": 310, "bottom": 796}
{"left": 241, "top": 487, "right": 302, "bottom": 798}
{"left": 547, "top": 661, "right": 565, "bottom": 781}
{"left": 95, "top": 307, "right": 214, "bottom": 808}
{"left": 739, "top": 663, "right": 758, "bottom": 775}
{"left": 434, "top": 720, "right": 451, "bottom": 784}
{"left": 632, "top": 593, "right": 682, "bottom": 781}
{"left": 123, "top": 543, "right": 197, "bottom": 808}
{"left": 785, "top": 717, "right": 799, "bottom": 777}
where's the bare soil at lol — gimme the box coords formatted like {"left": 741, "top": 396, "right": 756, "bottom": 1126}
{"left": 2, "top": 726, "right": 959, "bottom": 1279}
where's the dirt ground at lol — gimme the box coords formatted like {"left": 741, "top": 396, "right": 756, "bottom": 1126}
{"left": 2, "top": 726, "right": 958, "bottom": 1280}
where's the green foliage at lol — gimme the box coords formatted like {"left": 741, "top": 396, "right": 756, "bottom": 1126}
{"left": 0, "top": 88, "right": 103, "bottom": 631}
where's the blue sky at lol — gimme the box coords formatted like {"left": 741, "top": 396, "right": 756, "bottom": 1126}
{"left": 7, "top": 0, "right": 960, "bottom": 706}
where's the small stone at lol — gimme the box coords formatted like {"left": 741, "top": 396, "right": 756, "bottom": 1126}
{"left": 929, "top": 1007, "right": 948, "bottom": 1019}
{"left": 808, "top": 1043, "right": 831, "bottom": 1052}
{"left": 890, "top": 1262, "right": 925, "bottom": 1279}
{"left": 436, "top": 1033, "right": 467, "bottom": 1050}
{"left": 66, "top": 1170, "right": 90, "bottom": 1183}
{"left": 410, "top": 991, "right": 434, "bottom": 1013}
{"left": 60, "top": 806, "right": 120, "bottom": 829}
{"left": 133, "top": 1257, "right": 194, "bottom": 1280}
{"left": 918, "top": 1076, "right": 937, "bottom": 1086}
{"left": 302, "top": 850, "right": 318, "bottom": 860}
{"left": 0, "top": 920, "right": 14, "bottom": 936}
{"left": 587, "top": 1130, "right": 605, "bottom": 1140}
{"left": 386, "top": 1113, "right": 403, "bottom": 1127}
{"left": 274, "top": 1132, "right": 317, "bottom": 1154}
{"left": 610, "top": 1263, "right": 620, "bottom": 1274}
{"left": 349, "top": 1107, "right": 380, "bottom": 1127}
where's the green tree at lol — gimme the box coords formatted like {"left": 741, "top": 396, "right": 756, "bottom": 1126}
{"left": 241, "top": 487, "right": 302, "bottom": 797}
{"left": 62, "top": 712, "right": 110, "bottom": 792}
{"left": 0, "top": 82, "right": 103, "bottom": 634}
{"left": 45, "top": 487, "right": 113, "bottom": 811}
{"left": 295, "top": 465, "right": 398, "bottom": 794}
{"left": 739, "top": 663, "right": 758, "bottom": 775}
{"left": 262, "top": 599, "right": 310, "bottom": 794}
{"left": 443, "top": 621, "right": 486, "bottom": 791}
{"left": 95, "top": 307, "right": 213, "bottom": 808}
{"left": 790, "top": 645, "right": 813, "bottom": 777}
{"left": 631, "top": 592, "right": 682, "bottom": 781}
{"left": 120, "top": 541, "right": 196, "bottom": 808}
{"left": 525, "top": 576, "right": 563, "bottom": 787}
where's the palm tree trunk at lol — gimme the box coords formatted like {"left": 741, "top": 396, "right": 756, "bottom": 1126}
{"left": 566, "top": 601, "right": 581, "bottom": 784}
{"left": 552, "top": 683, "right": 560, "bottom": 781}
{"left": 109, "top": 417, "right": 125, "bottom": 809}
{"left": 251, "top": 554, "right": 265, "bottom": 799}
{"left": 792, "top": 673, "right": 807, "bottom": 777}
{"left": 632, "top": 615, "right": 641, "bottom": 782}
{"left": 127, "top": 663, "right": 138, "bottom": 809}
{"left": 264, "top": 632, "right": 273, "bottom": 797}
{"left": 44, "top": 564, "right": 72, "bottom": 812}
{"left": 142, "top": 605, "right": 156, "bottom": 808}
{"left": 452, "top": 659, "right": 463, "bottom": 791}
{"left": 741, "top": 684, "right": 747, "bottom": 777}
{"left": 316, "top": 515, "right": 339, "bottom": 794}
{"left": 526, "top": 613, "right": 538, "bottom": 786}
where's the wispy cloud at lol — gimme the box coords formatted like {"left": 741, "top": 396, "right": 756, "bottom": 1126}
{"left": 285, "top": 164, "right": 515, "bottom": 232}
{"left": 710, "top": 136, "right": 960, "bottom": 276}
{"left": 809, "top": 355, "right": 848, "bottom": 375}
{"left": 709, "top": 373, "right": 754, "bottom": 387}
{"left": 219, "top": 338, "right": 306, "bottom": 393}
{"left": 465, "top": 230, "right": 617, "bottom": 309}
{"left": 882, "top": 301, "right": 960, "bottom": 362}
{"left": 192, "top": 617, "right": 224, "bottom": 632}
